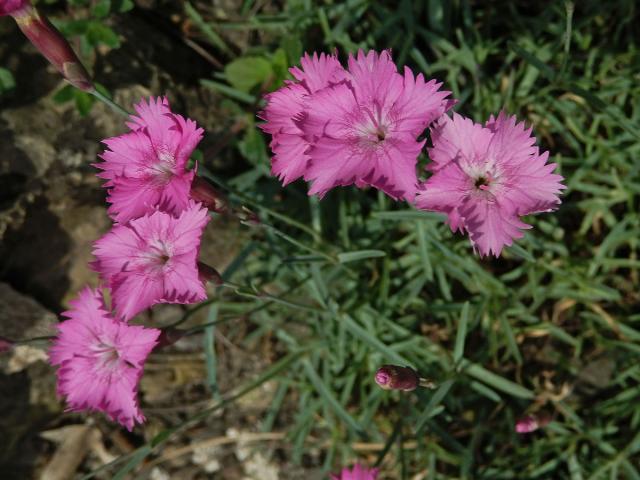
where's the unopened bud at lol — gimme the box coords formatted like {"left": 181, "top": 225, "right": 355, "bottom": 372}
{"left": 375, "top": 365, "right": 420, "bottom": 392}
{"left": 197, "top": 261, "right": 223, "bottom": 286}
{"left": 515, "top": 413, "right": 550, "bottom": 434}
{"left": 154, "top": 328, "right": 185, "bottom": 349}
{"left": 238, "top": 206, "right": 261, "bottom": 226}
{"left": 190, "top": 176, "right": 227, "bottom": 213}
{"left": 10, "top": 3, "right": 93, "bottom": 91}
{"left": 0, "top": 336, "right": 14, "bottom": 353}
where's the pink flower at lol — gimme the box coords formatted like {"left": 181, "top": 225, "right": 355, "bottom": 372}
{"left": 92, "top": 202, "right": 210, "bottom": 321}
{"left": 49, "top": 287, "right": 160, "bottom": 431}
{"left": 331, "top": 464, "right": 379, "bottom": 480}
{"left": 416, "top": 112, "right": 565, "bottom": 256}
{"left": 259, "top": 52, "right": 346, "bottom": 185}
{"left": 96, "top": 97, "right": 204, "bottom": 224}
{"left": 302, "top": 50, "right": 451, "bottom": 200}
{"left": 260, "top": 50, "right": 451, "bottom": 199}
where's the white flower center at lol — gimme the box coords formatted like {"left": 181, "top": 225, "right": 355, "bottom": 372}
{"left": 143, "top": 239, "right": 173, "bottom": 272}
{"left": 462, "top": 156, "right": 503, "bottom": 197}
{"left": 92, "top": 341, "right": 123, "bottom": 372}
{"left": 150, "top": 149, "right": 176, "bottom": 185}
{"left": 355, "top": 103, "right": 391, "bottom": 147}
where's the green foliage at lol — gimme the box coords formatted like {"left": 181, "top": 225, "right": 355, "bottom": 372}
{"left": 225, "top": 56, "right": 273, "bottom": 93}
{"left": 0, "top": 67, "right": 16, "bottom": 95}
{"left": 53, "top": 82, "right": 111, "bottom": 116}
{"left": 51, "top": 0, "right": 126, "bottom": 114}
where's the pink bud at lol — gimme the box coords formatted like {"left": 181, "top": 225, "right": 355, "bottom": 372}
{"left": 10, "top": 3, "right": 93, "bottom": 91}
{"left": 190, "top": 176, "right": 227, "bottom": 213}
{"left": 239, "top": 206, "right": 261, "bottom": 226}
{"left": 197, "top": 261, "right": 223, "bottom": 286}
{"left": 515, "top": 414, "right": 550, "bottom": 433}
{"left": 154, "top": 328, "right": 185, "bottom": 349}
{"left": 374, "top": 365, "right": 419, "bottom": 392}
{"left": 0, "top": 336, "right": 14, "bottom": 353}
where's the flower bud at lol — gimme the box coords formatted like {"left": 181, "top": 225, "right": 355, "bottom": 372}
{"left": 9, "top": 2, "right": 93, "bottom": 91}
{"left": 515, "top": 413, "right": 550, "bottom": 433}
{"left": 154, "top": 328, "right": 185, "bottom": 349}
{"left": 238, "top": 206, "right": 261, "bottom": 226}
{"left": 190, "top": 176, "right": 227, "bottom": 213}
{"left": 197, "top": 261, "right": 223, "bottom": 286}
{"left": 375, "top": 365, "right": 419, "bottom": 392}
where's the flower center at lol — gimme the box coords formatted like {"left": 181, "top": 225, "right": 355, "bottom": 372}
{"left": 142, "top": 239, "right": 173, "bottom": 272}
{"left": 92, "top": 341, "right": 122, "bottom": 372}
{"left": 474, "top": 176, "right": 489, "bottom": 189}
{"left": 355, "top": 102, "right": 391, "bottom": 147}
{"left": 150, "top": 150, "right": 176, "bottom": 185}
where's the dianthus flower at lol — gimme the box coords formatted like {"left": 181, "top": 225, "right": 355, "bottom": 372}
{"left": 261, "top": 50, "right": 452, "bottom": 200}
{"left": 49, "top": 287, "right": 160, "bottom": 431}
{"left": 416, "top": 112, "right": 565, "bottom": 256}
{"left": 331, "top": 464, "right": 379, "bottom": 480}
{"left": 92, "top": 201, "right": 210, "bottom": 321}
{"left": 96, "top": 97, "right": 204, "bottom": 223}
{"left": 259, "top": 52, "right": 346, "bottom": 185}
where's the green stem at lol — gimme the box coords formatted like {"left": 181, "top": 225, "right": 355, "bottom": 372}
{"left": 198, "top": 166, "right": 321, "bottom": 240}
{"left": 166, "top": 272, "right": 316, "bottom": 331}
{"left": 15, "top": 335, "right": 54, "bottom": 345}
{"left": 90, "top": 88, "right": 130, "bottom": 117}
{"left": 221, "top": 280, "right": 325, "bottom": 313}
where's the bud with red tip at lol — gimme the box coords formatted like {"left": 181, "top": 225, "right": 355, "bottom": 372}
{"left": 197, "top": 261, "right": 223, "bottom": 286}
{"left": 190, "top": 176, "right": 227, "bottom": 213}
{"left": 3, "top": 0, "right": 93, "bottom": 91}
{"left": 154, "top": 327, "right": 186, "bottom": 349}
{"left": 238, "top": 206, "right": 261, "bottom": 227}
{"left": 375, "top": 365, "right": 420, "bottom": 392}
{"left": 515, "top": 413, "right": 551, "bottom": 433}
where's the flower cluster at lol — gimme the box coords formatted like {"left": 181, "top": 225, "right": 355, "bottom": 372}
{"left": 261, "top": 50, "right": 565, "bottom": 256}
{"left": 49, "top": 97, "right": 217, "bottom": 429}
{"left": 260, "top": 50, "right": 452, "bottom": 201}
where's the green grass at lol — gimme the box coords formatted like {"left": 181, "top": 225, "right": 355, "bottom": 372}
{"left": 98, "top": 0, "right": 640, "bottom": 478}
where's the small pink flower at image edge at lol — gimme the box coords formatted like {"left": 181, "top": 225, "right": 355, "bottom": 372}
{"left": 331, "top": 463, "right": 379, "bottom": 480}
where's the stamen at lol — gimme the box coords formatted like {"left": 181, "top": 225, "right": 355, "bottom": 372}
{"left": 475, "top": 176, "right": 489, "bottom": 188}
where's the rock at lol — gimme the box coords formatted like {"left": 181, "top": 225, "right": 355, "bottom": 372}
{"left": 0, "top": 284, "right": 59, "bottom": 479}
{"left": 0, "top": 282, "right": 56, "bottom": 371}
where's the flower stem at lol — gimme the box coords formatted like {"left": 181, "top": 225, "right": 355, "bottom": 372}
{"left": 90, "top": 88, "right": 130, "bottom": 117}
